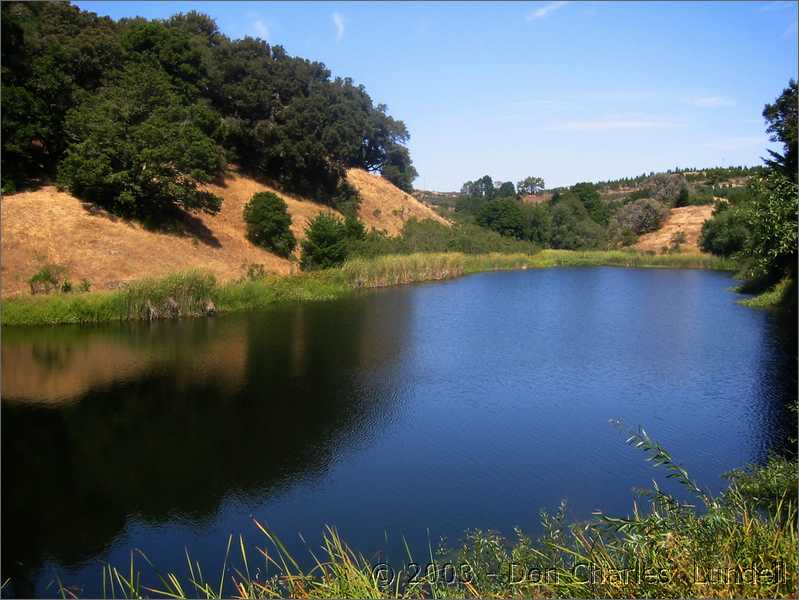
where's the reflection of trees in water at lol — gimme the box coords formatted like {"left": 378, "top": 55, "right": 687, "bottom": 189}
{"left": 2, "top": 293, "right": 413, "bottom": 597}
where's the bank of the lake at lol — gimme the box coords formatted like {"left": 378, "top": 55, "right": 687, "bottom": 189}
{"left": 1, "top": 250, "right": 737, "bottom": 327}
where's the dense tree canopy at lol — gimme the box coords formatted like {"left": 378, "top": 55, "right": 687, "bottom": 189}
{"left": 1, "top": 1, "right": 417, "bottom": 211}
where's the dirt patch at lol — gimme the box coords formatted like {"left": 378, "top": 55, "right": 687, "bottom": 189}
{"left": 634, "top": 205, "right": 714, "bottom": 254}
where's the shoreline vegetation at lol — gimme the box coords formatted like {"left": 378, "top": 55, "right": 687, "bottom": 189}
{"left": 46, "top": 430, "right": 798, "bottom": 599}
{"left": 1, "top": 250, "right": 739, "bottom": 327}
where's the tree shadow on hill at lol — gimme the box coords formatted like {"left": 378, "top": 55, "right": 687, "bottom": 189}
{"left": 79, "top": 201, "right": 222, "bottom": 248}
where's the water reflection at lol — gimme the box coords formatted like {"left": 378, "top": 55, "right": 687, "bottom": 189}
{"left": 2, "top": 269, "right": 795, "bottom": 598}
{"left": 2, "top": 294, "right": 413, "bottom": 597}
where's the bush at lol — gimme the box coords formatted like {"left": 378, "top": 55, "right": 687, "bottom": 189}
{"left": 300, "top": 213, "right": 350, "bottom": 270}
{"left": 476, "top": 198, "right": 526, "bottom": 239}
{"left": 608, "top": 198, "right": 670, "bottom": 245}
{"left": 550, "top": 195, "right": 607, "bottom": 250}
{"left": 349, "top": 218, "right": 538, "bottom": 258}
{"left": 243, "top": 192, "right": 296, "bottom": 257}
{"left": 699, "top": 205, "right": 750, "bottom": 257}
{"left": 28, "top": 264, "right": 67, "bottom": 295}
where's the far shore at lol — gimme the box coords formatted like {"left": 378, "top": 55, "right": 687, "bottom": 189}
{"left": 1, "top": 249, "right": 739, "bottom": 327}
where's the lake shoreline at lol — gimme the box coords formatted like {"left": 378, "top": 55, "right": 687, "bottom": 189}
{"left": 1, "top": 250, "right": 738, "bottom": 327}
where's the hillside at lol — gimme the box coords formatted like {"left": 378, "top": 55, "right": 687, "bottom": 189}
{"left": 634, "top": 205, "right": 714, "bottom": 254}
{"left": 0, "top": 169, "right": 448, "bottom": 297}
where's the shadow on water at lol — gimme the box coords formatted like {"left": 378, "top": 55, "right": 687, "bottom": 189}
{"left": 2, "top": 294, "right": 414, "bottom": 597}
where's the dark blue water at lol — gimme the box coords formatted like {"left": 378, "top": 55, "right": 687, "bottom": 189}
{"left": 2, "top": 268, "right": 795, "bottom": 597}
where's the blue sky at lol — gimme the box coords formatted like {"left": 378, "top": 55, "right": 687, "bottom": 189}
{"left": 76, "top": 1, "right": 798, "bottom": 191}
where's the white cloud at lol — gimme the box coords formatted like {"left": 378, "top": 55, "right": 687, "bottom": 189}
{"left": 526, "top": 1, "right": 569, "bottom": 21}
{"left": 253, "top": 19, "right": 269, "bottom": 41}
{"left": 332, "top": 12, "right": 345, "bottom": 41}
{"left": 552, "top": 119, "right": 680, "bottom": 131}
{"left": 690, "top": 96, "right": 736, "bottom": 108}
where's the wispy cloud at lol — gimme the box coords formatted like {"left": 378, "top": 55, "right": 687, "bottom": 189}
{"left": 703, "top": 136, "right": 770, "bottom": 151}
{"left": 757, "top": 0, "right": 796, "bottom": 12}
{"left": 689, "top": 96, "right": 736, "bottom": 108}
{"left": 526, "top": 1, "right": 569, "bottom": 21}
{"left": 332, "top": 12, "right": 345, "bottom": 41}
{"left": 253, "top": 19, "right": 269, "bottom": 41}
{"left": 551, "top": 119, "right": 681, "bottom": 131}
{"left": 785, "top": 20, "right": 798, "bottom": 37}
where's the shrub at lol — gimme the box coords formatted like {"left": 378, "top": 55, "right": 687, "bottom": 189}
{"left": 608, "top": 198, "right": 670, "bottom": 245}
{"left": 28, "top": 264, "right": 67, "bottom": 295}
{"left": 476, "top": 198, "right": 526, "bottom": 239}
{"left": 549, "top": 195, "right": 607, "bottom": 249}
{"left": 699, "top": 205, "right": 749, "bottom": 257}
{"left": 669, "top": 230, "right": 687, "bottom": 253}
{"left": 243, "top": 192, "right": 296, "bottom": 257}
{"left": 300, "top": 213, "right": 350, "bottom": 270}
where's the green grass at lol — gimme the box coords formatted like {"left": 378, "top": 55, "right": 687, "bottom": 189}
{"left": 739, "top": 276, "right": 795, "bottom": 310}
{"left": 48, "top": 430, "right": 797, "bottom": 599}
{"left": 1, "top": 250, "right": 738, "bottom": 327}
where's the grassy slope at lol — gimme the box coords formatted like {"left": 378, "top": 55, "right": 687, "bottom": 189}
{"left": 634, "top": 205, "right": 715, "bottom": 254}
{"left": 2, "top": 250, "right": 737, "bottom": 326}
{"left": 0, "top": 168, "right": 447, "bottom": 297}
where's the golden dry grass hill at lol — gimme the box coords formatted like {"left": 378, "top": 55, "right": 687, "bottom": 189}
{"left": 634, "top": 205, "right": 715, "bottom": 254}
{"left": 0, "top": 168, "right": 449, "bottom": 297}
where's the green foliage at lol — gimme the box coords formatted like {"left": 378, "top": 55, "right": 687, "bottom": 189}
{"left": 476, "top": 198, "right": 526, "bottom": 239}
{"left": 516, "top": 175, "right": 545, "bottom": 196}
{"left": 699, "top": 204, "right": 750, "bottom": 256}
{"left": 521, "top": 203, "right": 552, "bottom": 246}
{"left": 675, "top": 186, "right": 690, "bottom": 207}
{"left": 243, "top": 192, "right": 296, "bottom": 257}
{"left": 570, "top": 181, "right": 610, "bottom": 225}
{"left": 762, "top": 79, "right": 797, "bottom": 181}
{"left": 741, "top": 170, "right": 798, "bottom": 278}
{"left": 57, "top": 63, "right": 225, "bottom": 218}
{"left": 350, "top": 218, "right": 538, "bottom": 257}
{"left": 549, "top": 194, "right": 607, "bottom": 249}
{"left": 495, "top": 181, "right": 516, "bottom": 197}
{"left": 28, "top": 264, "right": 67, "bottom": 294}
{"left": 2, "top": 2, "right": 416, "bottom": 207}
{"left": 300, "top": 213, "right": 351, "bottom": 270}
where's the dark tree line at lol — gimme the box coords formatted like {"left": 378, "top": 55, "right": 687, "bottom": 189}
{"left": 1, "top": 2, "right": 418, "bottom": 218}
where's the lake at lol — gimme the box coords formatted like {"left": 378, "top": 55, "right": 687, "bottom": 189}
{"left": 2, "top": 267, "right": 795, "bottom": 598}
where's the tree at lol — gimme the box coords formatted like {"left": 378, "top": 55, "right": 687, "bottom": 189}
{"left": 516, "top": 176, "right": 545, "bottom": 196}
{"left": 699, "top": 204, "right": 749, "bottom": 257}
{"left": 762, "top": 79, "right": 798, "bottom": 182}
{"left": 741, "top": 171, "right": 797, "bottom": 278}
{"left": 675, "top": 186, "right": 690, "bottom": 207}
{"left": 608, "top": 198, "right": 670, "bottom": 246}
{"left": 648, "top": 173, "right": 684, "bottom": 205}
{"left": 243, "top": 192, "right": 296, "bottom": 257}
{"left": 521, "top": 204, "right": 552, "bottom": 246}
{"left": 549, "top": 194, "right": 606, "bottom": 250}
{"left": 300, "top": 213, "right": 350, "bottom": 270}
{"left": 477, "top": 198, "right": 526, "bottom": 239}
{"left": 57, "top": 63, "right": 225, "bottom": 218}
{"left": 571, "top": 182, "right": 611, "bottom": 225}
{"left": 495, "top": 181, "right": 516, "bottom": 198}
